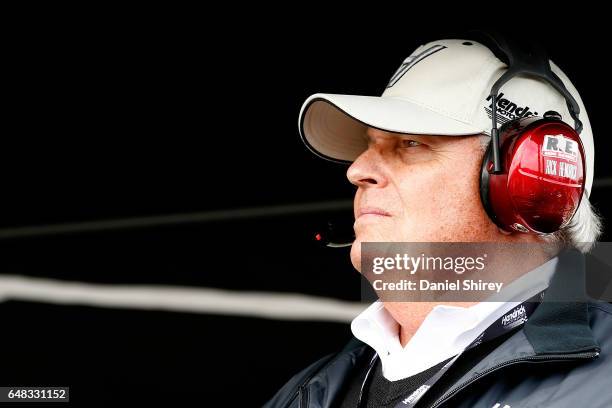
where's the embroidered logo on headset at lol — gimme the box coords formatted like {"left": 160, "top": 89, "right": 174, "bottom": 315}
{"left": 542, "top": 134, "right": 578, "bottom": 162}
{"left": 542, "top": 134, "right": 579, "bottom": 180}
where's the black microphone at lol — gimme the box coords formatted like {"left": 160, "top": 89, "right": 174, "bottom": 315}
{"left": 314, "top": 219, "right": 355, "bottom": 248}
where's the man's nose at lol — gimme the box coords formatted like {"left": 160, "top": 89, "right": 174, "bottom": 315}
{"left": 346, "top": 148, "right": 386, "bottom": 188}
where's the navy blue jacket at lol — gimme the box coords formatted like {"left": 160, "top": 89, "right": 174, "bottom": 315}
{"left": 265, "top": 249, "right": 612, "bottom": 407}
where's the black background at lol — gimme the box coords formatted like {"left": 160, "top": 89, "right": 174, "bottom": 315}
{"left": 1, "top": 12, "right": 611, "bottom": 407}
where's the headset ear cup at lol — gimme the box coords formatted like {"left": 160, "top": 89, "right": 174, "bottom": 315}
{"left": 479, "top": 139, "right": 500, "bottom": 228}
{"left": 483, "top": 117, "right": 586, "bottom": 234}
{"left": 481, "top": 114, "right": 524, "bottom": 232}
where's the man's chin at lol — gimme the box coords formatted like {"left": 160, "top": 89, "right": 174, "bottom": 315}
{"left": 350, "top": 233, "right": 403, "bottom": 273}
{"left": 349, "top": 235, "right": 382, "bottom": 273}
{"left": 349, "top": 239, "right": 362, "bottom": 273}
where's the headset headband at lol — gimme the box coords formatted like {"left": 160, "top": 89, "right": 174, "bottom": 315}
{"left": 470, "top": 31, "right": 583, "bottom": 173}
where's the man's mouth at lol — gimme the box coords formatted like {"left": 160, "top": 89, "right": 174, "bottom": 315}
{"left": 357, "top": 207, "right": 391, "bottom": 219}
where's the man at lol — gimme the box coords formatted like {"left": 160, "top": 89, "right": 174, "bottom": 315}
{"left": 266, "top": 38, "right": 611, "bottom": 407}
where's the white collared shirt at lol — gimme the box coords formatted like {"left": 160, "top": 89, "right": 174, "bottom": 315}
{"left": 351, "top": 256, "right": 559, "bottom": 381}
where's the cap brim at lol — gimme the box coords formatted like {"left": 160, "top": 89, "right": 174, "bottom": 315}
{"left": 299, "top": 93, "right": 485, "bottom": 163}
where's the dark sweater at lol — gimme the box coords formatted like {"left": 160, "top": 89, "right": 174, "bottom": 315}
{"left": 338, "top": 325, "right": 521, "bottom": 408}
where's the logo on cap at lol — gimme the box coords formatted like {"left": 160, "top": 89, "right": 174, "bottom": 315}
{"left": 485, "top": 93, "right": 539, "bottom": 124}
{"left": 386, "top": 45, "right": 447, "bottom": 89}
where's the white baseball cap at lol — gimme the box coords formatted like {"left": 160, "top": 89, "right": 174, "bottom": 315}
{"left": 298, "top": 39, "right": 595, "bottom": 196}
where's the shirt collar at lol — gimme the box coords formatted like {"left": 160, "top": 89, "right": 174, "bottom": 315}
{"left": 351, "top": 256, "right": 559, "bottom": 381}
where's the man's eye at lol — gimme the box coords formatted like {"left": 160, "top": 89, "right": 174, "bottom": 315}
{"left": 400, "top": 139, "right": 422, "bottom": 148}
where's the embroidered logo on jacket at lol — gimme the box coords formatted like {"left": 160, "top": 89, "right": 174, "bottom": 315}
{"left": 501, "top": 305, "right": 527, "bottom": 329}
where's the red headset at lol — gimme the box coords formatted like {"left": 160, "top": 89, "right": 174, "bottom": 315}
{"left": 478, "top": 34, "right": 586, "bottom": 234}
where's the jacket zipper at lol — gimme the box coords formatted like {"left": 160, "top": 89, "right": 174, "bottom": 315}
{"left": 299, "top": 385, "right": 309, "bottom": 408}
{"left": 356, "top": 353, "right": 379, "bottom": 408}
{"left": 429, "top": 350, "right": 600, "bottom": 408}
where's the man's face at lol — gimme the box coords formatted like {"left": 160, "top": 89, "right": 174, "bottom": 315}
{"left": 348, "top": 127, "right": 501, "bottom": 271}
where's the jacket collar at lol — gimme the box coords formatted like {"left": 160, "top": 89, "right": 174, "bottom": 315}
{"left": 523, "top": 248, "right": 600, "bottom": 354}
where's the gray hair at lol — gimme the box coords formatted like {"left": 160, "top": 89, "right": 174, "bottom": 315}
{"left": 478, "top": 134, "right": 603, "bottom": 253}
